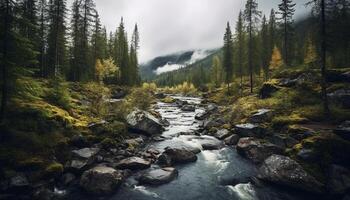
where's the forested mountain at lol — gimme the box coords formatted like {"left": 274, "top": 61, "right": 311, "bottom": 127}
{"left": 140, "top": 49, "right": 217, "bottom": 81}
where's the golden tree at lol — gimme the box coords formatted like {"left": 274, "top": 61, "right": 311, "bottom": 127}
{"left": 304, "top": 36, "right": 318, "bottom": 67}
{"left": 269, "top": 46, "right": 284, "bottom": 70}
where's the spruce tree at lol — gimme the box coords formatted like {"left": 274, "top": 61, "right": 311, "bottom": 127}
{"left": 38, "top": 0, "right": 47, "bottom": 77}
{"left": 244, "top": 0, "right": 261, "bottom": 93}
{"left": 277, "top": 0, "right": 296, "bottom": 66}
{"left": 0, "top": 0, "right": 37, "bottom": 122}
{"left": 235, "top": 10, "right": 245, "bottom": 93}
{"left": 211, "top": 56, "right": 222, "bottom": 87}
{"left": 261, "top": 15, "right": 270, "bottom": 80}
{"left": 129, "top": 24, "right": 140, "bottom": 85}
{"left": 116, "top": 18, "right": 130, "bottom": 85}
{"left": 47, "top": 0, "right": 67, "bottom": 77}
{"left": 268, "top": 9, "right": 276, "bottom": 68}
{"left": 223, "top": 22, "right": 234, "bottom": 95}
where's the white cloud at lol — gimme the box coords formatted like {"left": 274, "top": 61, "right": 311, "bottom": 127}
{"left": 67, "top": 0, "right": 309, "bottom": 63}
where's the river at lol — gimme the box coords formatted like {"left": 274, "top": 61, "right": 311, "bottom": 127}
{"left": 67, "top": 95, "right": 316, "bottom": 200}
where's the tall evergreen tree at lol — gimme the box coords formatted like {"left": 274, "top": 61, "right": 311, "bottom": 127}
{"left": 129, "top": 24, "right": 140, "bottom": 85}
{"left": 47, "top": 0, "right": 67, "bottom": 77}
{"left": 223, "top": 22, "right": 234, "bottom": 94}
{"left": 244, "top": 0, "right": 261, "bottom": 93}
{"left": 277, "top": 0, "right": 296, "bottom": 66}
{"left": 211, "top": 56, "right": 222, "bottom": 87}
{"left": 261, "top": 15, "right": 270, "bottom": 80}
{"left": 268, "top": 9, "right": 276, "bottom": 67}
{"left": 235, "top": 10, "right": 245, "bottom": 92}
{"left": 38, "top": 0, "right": 47, "bottom": 77}
{"left": 0, "top": 0, "right": 37, "bottom": 122}
{"left": 116, "top": 18, "right": 129, "bottom": 85}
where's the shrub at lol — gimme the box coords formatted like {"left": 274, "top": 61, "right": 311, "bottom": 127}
{"left": 46, "top": 77, "right": 71, "bottom": 110}
{"left": 45, "top": 162, "right": 64, "bottom": 177}
{"left": 142, "top": 82, "right": 157, "bottom": 93}
{"left": 128, "top": 88, "right": 153, "bottom": 111}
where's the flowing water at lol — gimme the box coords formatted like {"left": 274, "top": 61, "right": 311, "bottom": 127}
{"left": 67, "top": 96, "right": 317, "bottom": 200}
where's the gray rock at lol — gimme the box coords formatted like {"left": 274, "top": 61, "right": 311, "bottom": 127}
{"left": 68, "top": 160, "right": 89, "bottom": 171}
{"left": 236, "top": 137, "right": 283, "bottom": 164}
{"left": 328, "top": 164, "right": 350, "bottom": 195}
{"left": 126, "top": 109, "right": 165, "bottom": 135}
{"left": 61, "top": 173, "right": 76, "bottom": 186}
{"left": 195, "top": 112, "right": 209, "bottom": 120}
{"left": 80, "top": 166, "right": 123, "bottom": 195}
{"left": 249, "top": 109, "right": 273, "bottom": 123}
{"left": 268, "top": 135, "right": 298, "bottom": 148}
{"left": 181, "top": 105, "right": 196, "bottom": 112}
{"left": 70, "top": 134, "right": 89, "bottom": 148}
{"left": 9, "top": 175, "right": 29, "bottom": 189}
{"left": 115, "top": 157, "right": 151, "bottom": 170}
{"left": 175, "top": 99, "right": 188, "bottom": 107}
{"left": 224, "top": 134, "right": 240, "bottom": 145}
{"left": 195, "top": 136, "right": 222, "bottom": 150}
{"left": 213, "top": 129, "right": 232, "bottom": 140}
{"left": 203, "top": 118, "right": 224, "bottom": 129}
{"left": 334, "top": 121, "right": 350, "bottom": 141}
{"left": 297, "top": 148, "right": 319, "bottom": 162}
{"left": 158, "top": 147, "right": 197, "bottom": 166}
{"left": 258, "top": 155, "right": 324, "bottom": 194}
{"left": 328, "top": 89, "right": 350, "bottom": 109}
{"left": 125, "top": 137, "right": 144, "bottom": 148}
{"left": 139, "top": 168, "right": 178, "bottom": 185}
{"left": 72, "top": 148, "right": 100, "bottom": 159}
{"left": 234, "top": 124, "right": 265, "bottom": 138}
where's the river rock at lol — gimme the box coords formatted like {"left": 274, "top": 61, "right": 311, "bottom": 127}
{"left": 249, "top": 109, "right": 273, "bottom": 123}
{"left": 213, "top": 129, "right": 232, "bottom": 140}
{"left": 328, "top": 89, "right": 350, "bottom": 109}
{"left": 258, "top": 155, "right": 324, "bottom": 194}
{"left": 203, "top": 118, "right": 225, "bottom": 130}
{"left": 70, "top": 134, "right": 90, "bottom": 148}
{"left": 297, "top": 148, "right": 319, "bottom": 162}
{"left": 126, "top": 109, "right": 164, "bottom": 135}
{"left": 139, "top": 168, "right": 178, "bottom": 185}
{"left": 175, "top": 99, "right": 188, "bottom": 107}
{"left": 115, "top": 157, "right": 151, "bottom": 170}
{"left": 9, "top": 174, "right": 30, "bottom": 190}
{"left": 334, "top": 121, "right": 350, "bottom": 141}
{"left": 268, "top": 134, "right": 298, "bottom": 148}
{"left": 80, "top": 166, "right": 123, "bottom": 195}
{"left": 234, "top": 123, "right": 265, "bottom": 138}
{"left": 68, "top": 148, "right": 100, "bottom": 172}
{"left": 195, "top": 136, "right": 222, "bottom": 150}
{"left": 181, "top": 105, "right": 196, "bottom": 112}
{"left": 195, "top": 112, "right": 208, "bottom": 120}
{"left": 158, "top": 147, "right": 197, "bottom": 166}
{"left": 224, "top": 134, "right": 240, "bottom": 145}
{"left": 236, "top": 137, "right": 283, "bottom": 164}
{"left": 327, "top": 164, "right": 350, "bottom": 195}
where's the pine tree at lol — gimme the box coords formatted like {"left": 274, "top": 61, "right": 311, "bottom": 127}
{"left": 47, "top": 0, "right": 67, "bottom": 77}
{"left": 235, "top": 10, "right": 245, "bottom": 93}
{"left": 223, "top": 22, "right": 234, "bottom": 95}
{"left": 307, "top": 0, "right": 330, "bottom": 116}
{"left": 116, "top": 18, "right": 130, "bottom": 85}
{"left": 211, "top": 56, "right": 222, "bottom": 87}
{"left": 261, "top": 15, "right": 270, "bottom": 80}
{"left": 129, "top": 24, "right": 140, "bottom": 85}
{"left": 270, "top": 46, "right": 284, "bottom": 70}
{"left": 0, "top": 0, "right": 37, "bottom": 122}
{"left": 268, "top": 9, "right": 276, "bottom": 57}
{"left": 244, "top": 0, "right": 261, "bottom": 93}
{"left": 38, "top": 0, "right": 47, "bottom": 77}
{"left": 277, "top": 0, "right": 296, "bottom": 66}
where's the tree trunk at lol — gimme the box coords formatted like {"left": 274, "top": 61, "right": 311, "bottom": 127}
{"left": 321, "top": 0, "right": 330, "bottom": 116}
{"left": 249, "top": 5, "right": 253, "bottom": 94}
{"left": 0, "top": 0, "right": 10, "bottom": 123}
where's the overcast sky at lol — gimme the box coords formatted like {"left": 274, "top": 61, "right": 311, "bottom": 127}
{"left": 67, "top": 0, "right": 310, "bottom": 63}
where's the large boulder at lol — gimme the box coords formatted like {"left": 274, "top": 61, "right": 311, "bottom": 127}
{"left": 80, "top": 166, "right": 123, "bottom": 195}
{"left": 181, "top": 105, "right": 196, "bottom": 112}
{"left": 202, "top": 118, "right": 225, "bottom": 130}
{"left": 234, "top": 123, "right": 265, "bottom": 138}
{"left": 249, "top": 109, "right": 273, "bottom": 123}
{"left": 139, "top": 168, "right": 178, "bottom": 185}
{"left": 259, "top": 83, "right": 280, "bottom": 99}
{"left": 67, "top": 148, "right": 100, "bottom": 172}
{"left": 327, "top": 164, "right": 350, "bottom": 195}
{"left": 224, "top": 134, "right": 240, "bottom": 145}
{"left": 194, "top": 136, "right": 223, "bottom": 150}
{"left": 158, "top": 147, "right": 197, "bottom": 166}
{"left": 334, "top": 121, "right": 350, "bottom": 141}
{"left": 328, "top": 89, "right": 350, "bottom": 109}
{"left": 258, "top": 155, "right": 324, "bottom": 194}
{"left": 213, "top": 129, "right": 232, "bottom": 140}
{"left": 115, "top": 157, "right": 151, "bottom": 170}
{"left": 236, "top": 137, "right": 283, "bottom": 164}
{"left": 126, "top": 109, "right": 165, "bottom": 135}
